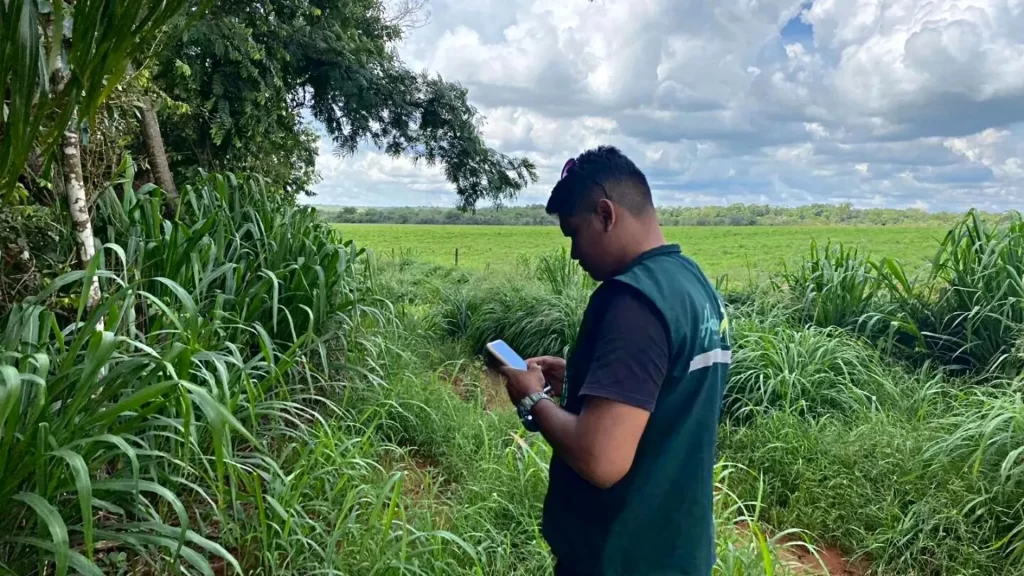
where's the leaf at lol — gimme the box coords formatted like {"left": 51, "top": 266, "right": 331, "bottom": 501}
{"left": 153, "top": 277, "right": 198, "bottom": 317}
{"left": 26, "top": 270, "right": 121, "bottom": 308}
{"left": 0, "top": 366, "right": 24, "bottom": 478}
{"left": 92, "top": 530, "right": 214, "bottom": 576}
{"left": 75, "top": 244, "right": 105, "bottom": 324}
{"left": 68, "top": 434, "right": 141, "bottom": 499}
{"left": 12, "top": 493, "right": 69, "bottom": 576}
{"left": 6, "top": 537, "right": 102, "bottom": 576}
{"left": 125, "top": 522, "right": 241, "bottom": 575}
{"left": 92, "top": 479, "right": 189, "bottom": 558}
{"left": 260, "top": 269, "right": 281, "bottom": 332}
{"left": 80, "top": 331, "right": 117, "bottom": 396}
{"left": 182, "top": 380, "right": 260, "bottom": 447}
{"left": 50, "top": 448, "right": 94, "bottom": 559}
{"left": 83, "top": 381, "right": 176, "bottom": 427}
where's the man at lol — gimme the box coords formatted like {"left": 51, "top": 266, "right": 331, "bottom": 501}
{"left": 500, "top": 146, "right": 731, "bottom": 576}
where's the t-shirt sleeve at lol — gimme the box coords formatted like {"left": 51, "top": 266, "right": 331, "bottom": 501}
{"left": 578, "top": 285, "right": 671, "bottom": 412}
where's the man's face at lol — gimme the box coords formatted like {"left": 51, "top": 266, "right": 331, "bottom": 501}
{"left": 559, "top": 207, "right": 616, "bottom": 281}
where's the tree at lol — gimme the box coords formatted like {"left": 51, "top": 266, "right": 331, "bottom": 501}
{"left": 53, "top": 64, "right": 103, "bottom": 313}
{"left": 153, "top": 0, "right": 537, "bottom": 208}
{"left": 0, "top": 0, "right": 204, "bottom": 316}
{"left": 133, "top": 64, "right": 179, "bottom": 202}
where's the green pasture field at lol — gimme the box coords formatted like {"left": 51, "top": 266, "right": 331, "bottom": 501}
{"left": 335, "top": 223, "right": 949, "bottom": 282}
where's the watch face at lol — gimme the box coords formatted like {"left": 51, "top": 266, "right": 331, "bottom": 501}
{"left": 521, "top": 413, "right": 538, "bottom": 432}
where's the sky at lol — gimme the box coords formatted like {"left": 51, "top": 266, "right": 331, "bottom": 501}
{"left": 306, "top": 0, "right": 1024, "bottom": 212}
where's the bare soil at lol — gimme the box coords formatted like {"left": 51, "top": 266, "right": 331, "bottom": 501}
{"left": 736, "top": 521, "right": 869, "bottom": 576}
{"left": 444, "top": 364, "right": 512, "bottom": 413}
{"left": 777, "top": 539, "right": 869, "bottom": 576}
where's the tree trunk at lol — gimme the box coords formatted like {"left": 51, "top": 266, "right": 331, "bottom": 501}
{"left": 62, "top": 110, "right": 103, "bottom": 317}
{"left": 47, "top": 17, "right": 105, "bottom": 336}
{"left": 139, "top": 99, "right": 177, "bottom": 202}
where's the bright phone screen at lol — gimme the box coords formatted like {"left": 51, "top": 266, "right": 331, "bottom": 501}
{"left": 487, "top": 340, "right": 528, "bottom": 370}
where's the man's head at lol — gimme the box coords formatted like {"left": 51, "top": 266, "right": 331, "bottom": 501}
{"left": 546, "top": 146, "right": 660, "bottom": 281}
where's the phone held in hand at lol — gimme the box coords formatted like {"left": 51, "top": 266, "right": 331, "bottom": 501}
{"left": 485, "top": 339, "right": 528, "bottom": 371}
{"left": 487, "top": 339, "right": 553, "bottom": 432}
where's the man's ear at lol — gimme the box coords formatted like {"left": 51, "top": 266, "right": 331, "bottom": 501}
{"left": 596, "top": 198, "right": 616, "bottom": 232}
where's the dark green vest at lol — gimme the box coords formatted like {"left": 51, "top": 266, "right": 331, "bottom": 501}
{"left": 542, "top": 244, "right": 731, "bottom": 576}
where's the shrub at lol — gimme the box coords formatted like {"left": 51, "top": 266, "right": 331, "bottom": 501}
{"left": 0, "top": 204, "right": 75, "bottom": 320}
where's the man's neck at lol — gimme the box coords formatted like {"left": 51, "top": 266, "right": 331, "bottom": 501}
{"left": 619, "top": 218, "right": 668, "bottom": 267}
{"left": 637, "top": 226, "right": 668, "bottom": 254}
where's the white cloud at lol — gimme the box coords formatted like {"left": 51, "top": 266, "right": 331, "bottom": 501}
{"left": 308, "top": 0, "right": 1024, "bottom": 212}
{"left": 314, "top": 139, "right": 455, "bottom": 206}
{"left": 945, "top": 128, "right": 1024, "bottom": 180}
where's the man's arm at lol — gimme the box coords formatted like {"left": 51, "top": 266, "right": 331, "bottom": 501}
{"left": 530, "top": 286, "right": 670, "bottom": 489}
{"left": 532, "top": 396, "right": 651, "bottom": 489}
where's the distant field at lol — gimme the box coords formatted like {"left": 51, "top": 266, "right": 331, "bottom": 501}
{"left": 336, "top": 224, "right": 948, "bottom": 283}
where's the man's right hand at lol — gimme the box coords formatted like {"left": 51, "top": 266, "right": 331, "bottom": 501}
{"left": 527, "top": 356, "right": 567, "bottom": 396}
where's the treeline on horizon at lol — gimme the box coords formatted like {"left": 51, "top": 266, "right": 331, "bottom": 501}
{"left": 322, "top": 202, "right": 984, "bottom": 227}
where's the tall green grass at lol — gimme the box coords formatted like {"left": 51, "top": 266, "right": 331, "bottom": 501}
{"left": 0, "top": 168, "right": 377, "bottom": 574}
{"left": 928, "top": 210, "right": 1024, "bottom": 373}
{"left": 433, "top": 249, "right": 593, "bottom": 359}
{"left": 726, "top": 325, "right": 900, "bottom": 421}
{"left": 778, "top": 210, "right": 1024, "bottom": 376}
{"left": 777, "top": 240, "right": 882, "bottom": 330}
{"left": 412, "top": 225, "right": 1024, "bottom": 575}
{"left": 529, "top": 246, "right": 598, "bottom": 296}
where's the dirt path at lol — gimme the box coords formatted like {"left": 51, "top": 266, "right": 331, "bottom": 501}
{"left": 445, "top": 364, "right": 513, "bottom": 412}
{"left": 735, "top": 522, "right": 868, "bottom": 576}
{"left": 777, "top": 540, "right": 868, "bottom": 576}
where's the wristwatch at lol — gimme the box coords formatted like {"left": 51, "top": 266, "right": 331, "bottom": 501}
{"left": 518, "top": 386, "right": 553, "bottom": 432}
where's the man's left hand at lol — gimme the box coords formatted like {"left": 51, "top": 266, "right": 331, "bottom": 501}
{"left": 500, "top": 362, "right": 546, "bottom": 406}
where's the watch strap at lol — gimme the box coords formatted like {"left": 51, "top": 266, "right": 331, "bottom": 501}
{"left": 518, "top": 391, "right": 552, "bottom": 432}
{"left": 519, "top": 391, "right": 551, "bottom": 414}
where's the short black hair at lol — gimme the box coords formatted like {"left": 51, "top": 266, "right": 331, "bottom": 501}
{"left": 545, "top": 145, "right": 654, "bottom": 218}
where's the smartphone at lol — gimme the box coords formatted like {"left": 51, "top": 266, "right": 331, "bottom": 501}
{"left": 485, "top": 339, "right": 528, "bottom": 371}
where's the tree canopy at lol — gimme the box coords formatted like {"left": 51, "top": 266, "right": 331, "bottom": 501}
{"left": 153, "top": 0, "right": 537, "bottom": 206}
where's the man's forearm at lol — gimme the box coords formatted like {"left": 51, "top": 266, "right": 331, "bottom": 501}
{"left": 529, "top": 396, "right": 648, "bottom": 489}
{"left": 532, "top": 399, "right": 588, "bottom": 476}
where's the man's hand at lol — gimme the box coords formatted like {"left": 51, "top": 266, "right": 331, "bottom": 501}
{"left": 499, "top": 362, "right": 546, "bottom": 406}
{"left": 526, "top": 356, "right": 566, "bottom": 396}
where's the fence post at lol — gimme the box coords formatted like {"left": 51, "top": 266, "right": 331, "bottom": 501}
{"left": 455, "top": 248, "right": 459, "bottom": 266}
